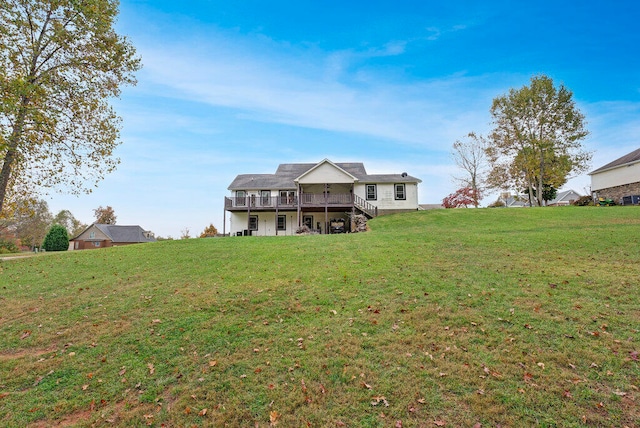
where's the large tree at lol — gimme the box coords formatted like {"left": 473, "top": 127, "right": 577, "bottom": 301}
{"left": 485, "top": 75, "right": 591, "bottom": 206}
{"left": 93, "top": 205, "right": 116, "bottom": 224}
{"left": 0, "top": 0, "right": 141, "bottom": 214}
{"left": 451, "top": 132, "right": 488, "bottom": 208}
{"left": 52, "top": 209, "right": 85, "bottom": 237}
{"left": 10, "top": 197, "right": 52, "bottom": 249}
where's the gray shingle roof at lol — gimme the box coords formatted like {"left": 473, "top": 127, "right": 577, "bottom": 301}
{"left": 94, "top": 224, "right": 156, "bottom": 243}
{"left": 228, "top": 161, "right": 421, "bottom": 190}
{"left": 590, "top": 148, "right": 640, "bottom": 174}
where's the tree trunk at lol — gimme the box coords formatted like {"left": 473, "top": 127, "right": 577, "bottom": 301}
{"left": 0, "top": 105, "right": 29, "bottom": 213}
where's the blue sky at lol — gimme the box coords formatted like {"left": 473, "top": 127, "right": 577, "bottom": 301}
{"left": 47, "top": 0, "right": 640, "bottom": 238}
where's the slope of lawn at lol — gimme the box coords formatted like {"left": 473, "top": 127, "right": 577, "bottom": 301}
{"left": 0, "top": 207, "right": 639, "bottom": 427}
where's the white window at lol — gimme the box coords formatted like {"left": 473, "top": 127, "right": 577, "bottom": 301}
{"left": 366, "top": 184, "right": 377, "bottom": 201}
{"left": 277, "top": 215, "right": 286, "bottom": 230}
{"left": 249, "top": 215, "right": 258, "bottom": 231}
{"left": 395, "top": 184, "right": 406, "bottom": 200}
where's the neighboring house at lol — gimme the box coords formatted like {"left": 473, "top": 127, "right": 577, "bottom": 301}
{"left": 546, "top": 189, "right": 582, "bottom": 206}
{"left": 70, "top": 224, "right": 156, "bottom": 250}
{"left": 224, "top": 159, "right": 421, "bottom": 236}
{"left": 589, "top": 148, "right": 640, "bottom": 205}
{"left": 505, "top": 197, "right": 530, "bottom": 207}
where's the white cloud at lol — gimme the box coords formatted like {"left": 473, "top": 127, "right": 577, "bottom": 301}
{"left": 136, "top": 33, "right": 500, "bottom": 149}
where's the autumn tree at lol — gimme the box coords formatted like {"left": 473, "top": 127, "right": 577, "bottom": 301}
{"left": 12, "top": 198, "right": 52, "bottom": 249}
{"left": 485, "top": 75, "right": 591, "bottom": 207}
{"left": 451, "top": 132, "right": 488, "bottom": 207}
{"left": 93, "top": 205, "right": 116, "bottom": 224}
{"left": 442, "top": 187, "right": 478, "bottom": 208}
{"left": 199, "top": 224, "right": 218, "bottom": 238}
{"left": 0, "top": 0, "right": 141, "bottom": 214}
{"left": 52, "top": 209, "right": 86, "bottom": 238}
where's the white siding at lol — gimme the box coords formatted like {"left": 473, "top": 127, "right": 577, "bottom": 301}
{"left": 591, "top": 163, "right": 640, "bottom": 191}
{"left": 354, "top": 182, "right": 419, "bottom": 210}
{"left": 229, "top": 212, "right": 298, "bottom": 237}
{"left": 297, "top": 162, "right": 355, "bottom": 184}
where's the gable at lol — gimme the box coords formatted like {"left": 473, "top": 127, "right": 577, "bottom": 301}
{"left": 74, "top": 224, "right": 110, "bottom": 241}
{"left": 296, "top": 160, "right": 358, "bottom": 184}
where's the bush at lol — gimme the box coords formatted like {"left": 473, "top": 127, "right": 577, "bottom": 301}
{"left": 0, "top": 237, "right": 20, "bottom": 253}
{"left": 42, "top": 224, "right": 69, "bottom": 251}
{"left": 572, "top": 196, "right": 594, "bottom": 206}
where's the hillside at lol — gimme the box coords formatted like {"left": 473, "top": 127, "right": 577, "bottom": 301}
{"left": 1, "top": 207, "right": 639, "bottom": 427}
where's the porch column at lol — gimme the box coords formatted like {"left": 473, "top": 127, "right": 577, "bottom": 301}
{"left": 297, "top": 183, "right": 302, "bottom": 227}
{"left": 275, "top": 196, "right": 279, "bottom": 236}
{"left": 324, "top": 183, "right": 328, "bottom": 234}
{"left": 246, "top": 195, "right": 251, "bottom": 233}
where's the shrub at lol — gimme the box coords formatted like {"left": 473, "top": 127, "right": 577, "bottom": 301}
{"left": 572, "top": 195, "right": 594, "bottom": 206}
{"left": 42, "top": 224, "right": 69, "bottom": 251}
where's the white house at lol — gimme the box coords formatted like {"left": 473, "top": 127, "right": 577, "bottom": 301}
{"left": 589, "top": 148, "right": 640, "bottom": 205}
{"left": 224, "top": 159, "right": 422, "bottom": 236}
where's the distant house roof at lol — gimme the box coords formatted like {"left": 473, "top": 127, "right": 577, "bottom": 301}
{"left": 73, "top": 224, "right": 156, "bottom": 243}
{"left": 228, "top": 160, "right": 421, "bottom": 190}
{"left": 589, "top": 148, "right": 640, "bottom": 175}
{"left": 504, "top": 196, "right": 530, "bottom": 207}
{"left": 547, "top": 189, "right": 582, "bottom": 205}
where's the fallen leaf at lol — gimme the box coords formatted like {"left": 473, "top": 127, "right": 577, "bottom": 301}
{"left": 473, "top": 424, "right": 482, "bottom": 428}
{"left": 147, "top": 363, "right": 155, "bottom": 375}
{"left": 563, "top": 390, "right": 573, "bottom": 398}
{"left": 362, "top": 382, "right": 372, "bottom": 390}
{"left": 82, "top": 384, "right": 89, "bottom": 391}
{"left": 395, "top": 420, "right": 403, "bottom": 428}
{"left": 434, "top": 420, "right": 446, "bottom": 426}
{"left": 20, "top": 330, "right": 31, "bottom": 340}
{"left": 417, "top": 398, "right": 426, "bottom": 404}
{"left": 198, "top": 408, "right": 207, "bottom": 416}
{"left": 371, "top": 396, "right": 389, "bottom": 407}
{"left": 270, "top": 410, "right": 280, "bottom": 425}
{"left": 537, "top": 362, "right": 545, "bottom": 370}
{"left": 209, "top": 360, "right": 218, "bottom": 367}
{"left": 184, "top": 407, "right": 191, "bottom": 415}
{"left": 152, "top": 319, "right": 161, "bottom": 324}
{"left": 119, "top": 368, "right": 126, "bottom": 376}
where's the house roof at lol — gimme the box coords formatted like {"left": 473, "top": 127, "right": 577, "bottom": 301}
{"left": 73, "top": 224, "right": 156, "bottom": 243}
{"left": 228, "top": 160, "right": 421, "bottom": 190}
{"left": 547, "top": 189, "right": 582, "bottom": 204}
{"left": 589, "top": 148, "right": 640, "bottom": 175}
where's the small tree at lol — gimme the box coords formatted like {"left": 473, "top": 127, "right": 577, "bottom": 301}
{"left": 180, "top": 228, "right": 191, "bottom": 240}
{"left": 42, "top": 224, "right": 69, "bottom": 251}
{"left": 451, "top": 132, "right": 488, "bottom": 207}
{"left": 199, "top": 224, "right": 218, "bottom": 238}
{"left": 93, "top": 206, "right": 117, "bottom": 224}
{"left": 442, "top": 187, "right": 477, "bottom": 208}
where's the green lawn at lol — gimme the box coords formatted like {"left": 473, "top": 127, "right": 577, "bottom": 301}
{"left": 1, "top": 207, "right": 638, "bottom": 427}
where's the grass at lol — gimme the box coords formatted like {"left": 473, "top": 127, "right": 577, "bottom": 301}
{"left": 0, "top": 206, "right": 639, "bottom": 427}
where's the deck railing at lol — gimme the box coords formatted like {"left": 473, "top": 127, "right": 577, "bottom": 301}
{"left": 225, "top": 193, "right": 378, "bottom": 217}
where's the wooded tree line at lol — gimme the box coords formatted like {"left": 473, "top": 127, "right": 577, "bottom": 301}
{"left": 447, "top": 75, "right": 591, "bottom": 208}
{"left": 0, "top": 198, "right": 85, "bottom": 251}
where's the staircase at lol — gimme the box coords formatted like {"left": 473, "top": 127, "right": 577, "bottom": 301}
{"left": 353, "top": 195, "right": 378, "bottom": 218}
